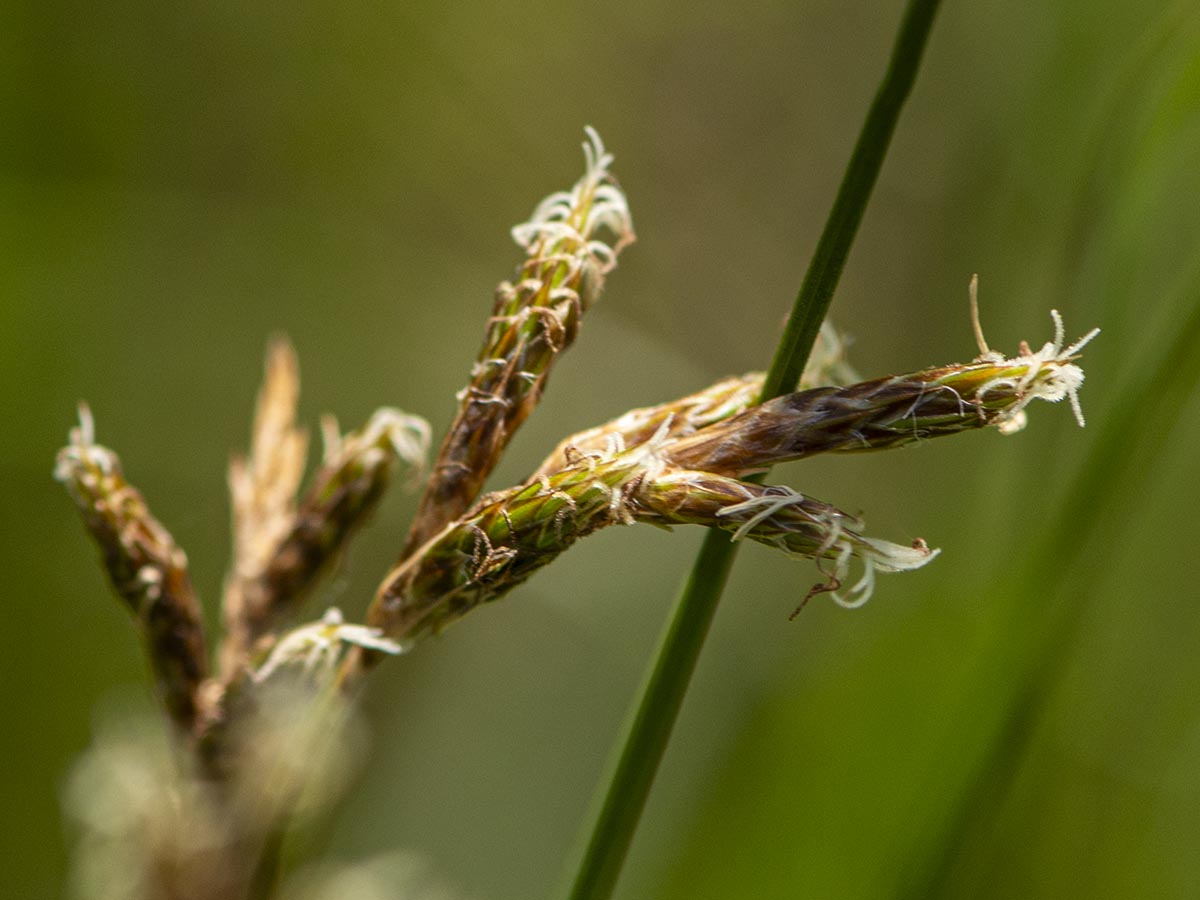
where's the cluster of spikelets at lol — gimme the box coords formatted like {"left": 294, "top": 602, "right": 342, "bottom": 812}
{"left": 55, "top": 129, "right": 1095, "bottom": 900}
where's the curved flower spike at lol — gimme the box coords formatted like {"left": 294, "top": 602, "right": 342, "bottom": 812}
{"left": 664, "top": 312, "right": 1098, "bottom": 476}
{"left": 55, "top": 405, "right": 208, "bottom": 733}
{"left": 404, "top": 128, "right": 635, "bottom": 557}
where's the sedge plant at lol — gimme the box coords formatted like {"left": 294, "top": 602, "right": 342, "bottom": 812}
{"left": 57, "top": 113, "right": 1097, "bottom": 899}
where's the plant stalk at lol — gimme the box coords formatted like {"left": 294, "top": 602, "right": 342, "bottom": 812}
{"left": 559, "top": 2, "right": 942, "bottom": 898}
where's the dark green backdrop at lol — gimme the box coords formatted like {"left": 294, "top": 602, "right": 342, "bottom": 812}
{"left": 4, "top": 1, "right": 1199, "bottom": 897}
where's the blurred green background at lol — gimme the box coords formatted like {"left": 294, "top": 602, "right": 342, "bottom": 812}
{"left": 4, "top": 1, "right": 1200, "bottom": 897}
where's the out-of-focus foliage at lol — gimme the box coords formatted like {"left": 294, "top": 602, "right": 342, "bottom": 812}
{"left": 3, "top": 1, "right": 1198, "bottom": 899}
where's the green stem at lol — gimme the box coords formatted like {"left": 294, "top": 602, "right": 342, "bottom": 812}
{"left": 760, "top": 0, "right": 942, "bottom": 402}
{"left": 559, "top": 3, "right": 942, "bottom": 899}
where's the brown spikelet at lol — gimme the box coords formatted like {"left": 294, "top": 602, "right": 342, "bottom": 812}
{"left": 403, "top": 128, "right": 635, "bottom": 557}
{"left": 55, "top": 406, "right": 208, "bottom": 733}
{"left": 219, "top": 341, "right": 430, "bottom": 679}
{"left": 666, "top": 315, "right": 1097, "bottom": 475}
{"left": 361, "top": 314, "right": 1096, "bottom": 652}
{"left": 220, "top": 338, "right": 308, "bottom": 676}
{"left": 531, "top": 322, "right": 857, "bottom": 479}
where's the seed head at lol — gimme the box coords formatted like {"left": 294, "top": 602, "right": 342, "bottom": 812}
{"left": 404, "top": 128, "right": 635, "bottom": 556}
{"left": 55, "top": 405, "right": 208, "bottom": 732}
